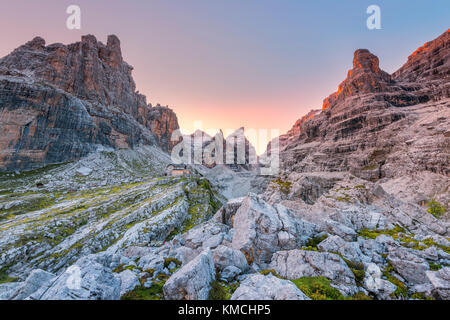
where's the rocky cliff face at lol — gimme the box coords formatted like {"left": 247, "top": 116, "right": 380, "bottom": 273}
{"left": 393, "top": 29, "right": 449, "bottom": 99}
{"left": 186, "top": 127, "right": 258, "bottom": 171}
{"left": 276, "top": 29, "right": 449, "bottom": 181}
{"left": 0, "top": 35, "right": 179, "bottom": 171}
{"left": 0, "top": 30, "right": 449, "bottom": 302}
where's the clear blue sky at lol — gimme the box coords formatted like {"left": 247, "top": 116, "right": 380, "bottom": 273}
{"left": 0, "top": 0, "right": 448, "bottom": 152}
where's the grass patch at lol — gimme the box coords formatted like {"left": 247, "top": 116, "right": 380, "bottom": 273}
{"left": 121, "top": 274, "right": 168, "bottom": 300}
{"left": 358, "top": 225, "right": 406, "bottom": 240}
{"left": 342, "top": 258, "right": 365, "bottom": 286}
{"left": 382, "top": 263, "right": 408, "bottom": 298}
{"left": 272, "top": 178, "right": 292, "bottom": 195}
{"left": 208, "top": 280, "right": 240, "bottom": 300}
{"left": 291, "top": 277, "right": 345, "bottom": 300}
{"left": 427, "top": 199, "right": 446, "bottom": 218}
{"left": 411, "top": 292, "right": 434, "bottom": 300}
{"left": 259, "top": 269, "right": 279, "bottom": 277}
{"left": 359, "top": 226, "right": 449, "bottom": 254}
{"left": 0, "top": 269, "right": 19, "bottom": 284}
{"left": 163, "top": 257, "right": 182, "bottom": 271}
{"left": 258, "top": 272, "right": 371, "bottom": 300}
{"left": 301, "top": 234, "right": 328, "bottom": 251}
{"left": 429, "top": 262, "right": 443, "bottom": 271}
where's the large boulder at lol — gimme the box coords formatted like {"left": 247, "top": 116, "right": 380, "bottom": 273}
{"left": 10, "top": 269, "right": 56, "bottom": 300}
{"left": 0, "top": 282, "right": 22, "bottom": 300}
{"left": 387, "top": 246, "right": 430, "bottom": 285}
{"left": 118, "top": 270, "right": 140, "bottom": 297}
{"left": 163, "top": 250, "right": 215, "bottom": 300}
{"left": 231, "top": 193, "right": 317, "bottom": 266}
{"left": 213, "top": 197, "right": 245, "bottom": 227}
{"left": 426, "top": 267, "right": 450, "bottom": 300}
{"left": 318, "top": 235, "right": 369, "bottom": 263}
{"left": 137, "top": 253, "right": 165, "bottom": 273}
{"left": 212, "top": 245, "right": 249, "bottom": 272}
{"left": 358, "top": 237, "right": 387, "bottom": 264}
{"left": 182, "top": 221, "right": 229, "bottom": 251}
{"left": 269, "top": 249, "right": 357, "bottom": 296}
{"left": 39, "top": 255, "right": 121, "bottom": 300}
{"left": 231, "top": 273, "right": 310, "bottom": 300}
{"left": 363, "top": 263, "right": 397, "bottom": 300}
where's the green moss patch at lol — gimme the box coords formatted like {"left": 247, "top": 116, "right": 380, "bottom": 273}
{"left": 291, "top": 277, "right": 345, "bottom": 300}
{"left": 342, "top": 258, "right": 365, "bottom": 286}
{"left": 301, "top": 234, "right": 328, "bottom": 251}
{"left": 121, "top": 274, "right": 168, "bottom": 300}
{"left": 429, "top": 262, "right": 443, "bottom": 271}
{"left": 427, "top": 199, "right": 446, "bottom": 218}
{"left": 272, "top": 178, "right": 292, "bottom": 195}
{"left": 208, "top": 280, "right": 240, "bottom": 300}
{"left": 0, "top": 269, "right": 19, "bottom": 284}
{"left": 163, "top": 257, "right": 182, "bottom": 271}
{"left": 358, "top": 225, "right": 406, "bottom": 240}
{"left": 259, "top": 269, "right": 279, "bottom": 277}
{"left": 382, "top": 263, "right": 408, "bottom": 298}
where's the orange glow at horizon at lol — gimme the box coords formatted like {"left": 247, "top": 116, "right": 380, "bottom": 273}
{"left": 175, "top": 102, "right": 292, "bottom": 155}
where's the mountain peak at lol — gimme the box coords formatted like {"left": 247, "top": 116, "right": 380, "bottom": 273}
{"left": 0, "top": 34, "right": 180, "bottom": 170}
{"left": 353, "top": 49, "right": 382, "bottom": 74}
{"left": 322, "top": 49, "right": 392, "bottom": 110}
{"left": 23, "top": 36, "right": 46, "bottom": 50}
{"left": 393, "top": 29, "right": 449, "bottom": 84}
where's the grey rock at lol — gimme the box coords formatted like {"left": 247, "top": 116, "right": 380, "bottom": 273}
{"left": 363, "top": 263, "right": 397, "bottom": 300}
{"left": 202, "top": 233, "right": 225, "bottom": 249}
{"left": 270, "top": 249, "right": 357, "bottom": 296}
{"left": 323, "top": 220, "right": 357, "bottom": 242}
{"left": 232, "top": 193, "right": 316, "bottom": 266}
{"left": 231, "top": 273, "right": 310, "bottom": 300}
{"left": 387, "top": 247, "right": 430, "bottom": 285}
{"left": 10, "top": 269, "right": 56, "bottom": 300}
{"left": 40, "top": 256, "right": 121, "bottom": 300}
{"left": 425, "top": 267, "right": 450, "bottom": 300}
{"left": 137, "top": 253, "right": 164, "bottom": 273}
{"left": 167, "top": 262, "right": 176, "bottom": 270}
{"left": 143, "top": 280, "right": 153, "bottom": 288}
{"left": 318, "top": 235, "right": 370, "bottom": 263}
{"left": 220, "top": 266, "right": 242, "bottom": 282}
{"left": 174, "top": 246, "right": 197, "bottom": 265}
{"left": 375, "top": 234, "right": 397, "bottom": 246}
{"left": 75, "top": 167, "right": 93, "bottom": 177}
{"left": 213, "top": 197, "right": 245, "bottom": 227}
{"left": 212, "top": 245, "right": 248, "bottom": 272}
{"left": 358, "top": 237, "right": 386, "bottom": 264}
{"left": 118, "top": 270, "right": 140, "bottom": 296}
{"left": 163, "top": 249, "right": 215, "bottom": 300}
{"left": 182, "top": 221, "right": 229, "bottom": 251}
{"left": 0, "top": 282, "right": 22, "bottom": 300}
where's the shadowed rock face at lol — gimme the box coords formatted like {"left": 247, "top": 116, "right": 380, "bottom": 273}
{"left": 275, "top": 29, "right": 450, "bottom": 180}
{"left": 183, "top": 127, "right": 258, "bottom": 171}
{"left": 393, "top": 29, "right": 450, "bottom": 84}
{"left": 0, "top": 35, "right": 179, "bottom": 171}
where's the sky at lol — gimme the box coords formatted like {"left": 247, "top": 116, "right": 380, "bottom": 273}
{"left": 0, "top": 0, "right": 448, "bottom": 153}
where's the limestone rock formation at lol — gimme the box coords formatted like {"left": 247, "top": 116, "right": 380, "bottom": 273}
{"left": 0, "top": 30, "right": 449, "bottom": 301}
{"left": 183, "top": 128, "right": 258, "bottom": 171}
{"left": 273, "top": 29, "right": 449, "bottom": 181}
{"left": 163, "top": 249, "right": 216, "bottom": 300}
{"left": 230, "top": 273, "right": 310, "bottom": 300}
{"left": 269, "top": 249, "right": 358, "bottom": 296}
{"left": 0, "top": 35, "right": 179, "bottom": 171}
{"left": 231, "top": 193, "right": 316, "bottom": 266}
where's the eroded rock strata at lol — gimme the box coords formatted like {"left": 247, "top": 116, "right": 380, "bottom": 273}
{"left": 0, "top": 30, "right": 449, "bottom": 300}
{"left": 0, "top": 35, "right": 179, "bottom": 171}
